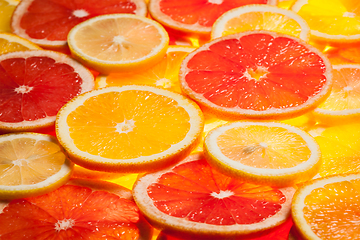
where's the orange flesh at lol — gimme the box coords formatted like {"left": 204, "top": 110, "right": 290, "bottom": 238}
{"left": 158, "top": 0, "right": 270, "bottom": 27}
{"left": 216, "top": 125, "right": 311, "bottom": 169}
{"left": 0, "top": 184, "right": 140, "bottom": 239}
{"left": 147, "top": 158, "right": 286, "bottom": 225}
{"left": 303, "top": 178, "right": 360, "bottom": 239}
{"left": 0, "top": 137, "right": 65, "bottom": 185}
{"left": 19, "top": 0, "right": 138, "bottom": 41}
{"left": 0, "top": 56, "right": 83, "bottom": 123}
{"left": 0, "top": 38, "right": 31, "bottom": 54}
{"left": 185, "top": 33, "right": 327, "bottom": 110}
{"left": 67, "top": 90, "right": 191, "bottom": 159}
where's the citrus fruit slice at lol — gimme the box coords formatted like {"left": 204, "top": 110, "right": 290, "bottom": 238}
{"left": 148, "top": 0, "right": 277, "bottom": 38}
{"left": 204, "top": 121, "right": 321, "bottom": 187}
{"left": 0, "top": 32, "right": 41, "bottom": 55}
{"left": 0, "top": 179, "right": 147, "bottom": 239}
{"left": 291, "top": 0, "right": 360, "bottom": 44}
{"left": 292, "top": 172, "right": 360, "bottom": 240}
{"left": 0, "top": 132, "right": 73, "bottom": 200}
{"left": 11, "top": 0, "right": 147, "bottom": 49}
{"left": 55, "top": 85, "right": 204, "bottom": 173}
{"left": 312, "top": 64, "right": 360, "bottom": 125}
{"left": 67, "top": 14, "right": 170, "bottom": 74}
{"left": 0, "top": 50, "right": 94, "bottom": 133}
{"left": 72, "top": 164, "right": 125, "bottom": 181}
{"left": 313, "top": 122, "right": 360, "bottom": 178}
{"left": 95, "top": 45, "right": 195, "bottom": 94}
{"left": 0, "top": 0, "right": 19, "bottom": 33}
{"left": 133, "top": 153, "right": 295, "bottom": 239}
{"left": 211, "top": 4, "right": 310, "bottom": 41}
{"left": 179, "top": 30, "right": 333, "bottom": 120}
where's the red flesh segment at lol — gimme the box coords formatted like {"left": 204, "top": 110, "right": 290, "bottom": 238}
{"left": 0, "top": 56, "right": 83, "bottom": 123}
{"left": 0, "top": 185, "right": 140, "bottom": 239}
{"left": 147, "top": 158, "right": 285, "bottom": 225}
{"left": 20, "top": 0, "right": 138, "bottom": 40}
{"left": 185, "top": 33, "right": 328, "bottom": 110}
{"left": 159, "top": 0, "right": 270, "bottom": 27}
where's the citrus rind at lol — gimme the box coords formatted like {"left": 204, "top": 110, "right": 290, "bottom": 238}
{"left": 204, "top": 121, "right": 321, "bottom": 187}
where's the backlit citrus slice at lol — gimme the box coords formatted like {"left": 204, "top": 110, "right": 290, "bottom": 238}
{"left": 292, "top": 173, "right": 360, "bottom": 240}
{"left": 11, "top": 0, "right": 147, "bottom": 49}
{"left": 72, "top": 164, "right": 125, "bottom": 181}
{"left": 0, "top": 179, "right": 149, "bottom": 239}
{"left": 291, "top": 0, "right": 360, "bottom": 44}
{"left": 68, "top": 14, "right": 170, "bottom": 74}
{"left": 0, "top": 0, "right": 19, "bottom": 33}
{"left": 0, "top": 32, "right": 41, "bottom": 55}
{"left": 133, "top": 153, "right": 295, "bottom": 239}
{"left": 312, "top": 64, "right": 360, "bottom": 125}
{"left": 0, "top": 132, "right": 73, "bottom": 200}
{"left": 55, "top": 85, "right": 204, "bottom": 173}
{"left": 179, "top": 30, "right": 333, "bottom": 120}
{"left": 0, "top": 50, "right": 94, "bottom": 133}
{"left": 211, "top": 4, "right": 310, "bottom": 41}
{"left": 204, "top": 121, "right": 321, "bottom": 187}
{"left": 148, "top": 0, "right": 277, "bottom": 38}
{"left": 313, "top": 122, "right": 360, "bottom": 178}
{"left": 95, "top": 45, "right": 196, "bottom": 94}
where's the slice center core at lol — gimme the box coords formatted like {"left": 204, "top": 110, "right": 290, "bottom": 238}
{"left": 245, "top": 67, "right": 269, "bottom": 81}
{"left": 73, "top": 9, "right": 89, "bottom": 18}
{"left": 15, "top": 85, "right": 33, "bottom": 94}
{"left": 211, "top": 190, "right": 233, "bottom": 199}
{"left": 156, "top": 78, "right": 172, "bottom": 88}
{"left": 55, "top": 219, "right": 75, "bottom": 231}
{"left": 116, "top": 119, "right": 135, "bottom": 133}
{"left": 208, "top": 0, "right": 223, "bottom": 4}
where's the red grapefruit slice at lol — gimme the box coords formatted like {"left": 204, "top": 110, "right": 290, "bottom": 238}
{"left": 179, "top": 30, "right": 333, "bottom": 120}
{"left": 11, "top": 0, "right": 148, "bottom": 49}
{"left": 0, "top": 50, "right": 94, "bottom": 132}
{"left": 133, "top": 153, "right": 295, "bottom": 239}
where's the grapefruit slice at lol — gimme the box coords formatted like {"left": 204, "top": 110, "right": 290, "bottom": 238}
{"left": 179, "top": 30, "right": 333, "bottom": 120}
{"left": 0, "top": 50, "right": 94, "bottom": 132}
{"left": 148, "top": 0, "right": 277, "bottom": 38}
{"left": 11, "top": 0, "right": 148, "bottom": 49}
{"left": 133, "top": 153, "right": 295, "bottom": 239}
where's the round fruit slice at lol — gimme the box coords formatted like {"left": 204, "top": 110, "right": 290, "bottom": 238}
{"left": 133, "top": 153, "right": 295, "bottom": 239}
{"left": 312, "top": 64, "right": 360, "bottom": 125}
{"left": 0, "top": 179, "right": 148, "bottom": 239}
{"left": 0, "top": 32, "right": 41, "bottom": 55}
{"left": 11, "top": 0, "right": 147, "bottom": 49}
{"left": 148, "top": 0, "right": 277, "bottom": 38}
{"left": 291, "top": 0, "right": 360, "bottom": 44}
{"left": 95, "top": 45, "right": 195, "bottom": 93}
{"left": 179, "top": 30, "right": 333, "bottom": 120}
{"left": 0, "top": 0, "right": 19, "bottom": 33}
{"left": 0, "top": 50, "right": 94, "bottom": 132}
{"left": 0, "top": 132, "right": 73, "bottom": 200}
{"left": 204, "top": 121, "right": 321, "bottom": 187}
{"left": 211, "top": 4, "right": 310, "bottom": 41}
{"left": 292, "top": 173, "right": 360, "bottom": 240}
{"left": 55, "top": 85, "right": 204, "bottom": 173}
{"left": 68, "top": 14, "right": 170, "bottom": 74}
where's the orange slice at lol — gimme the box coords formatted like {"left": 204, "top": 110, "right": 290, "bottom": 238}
{"left": 292, "top": 173, "right": 360, "bottom": 239}
{"left": 55, "top": 85, "right": 204, "bottom": 173}
{"left": 179, "top": 30, "right": 333, "bottom": 120}
{"left": 148, "top": 0, "right": 277, "bottom": 38}
{"left": 204, "top": 121, "right": 321, "bottom": 187}
{"left": 11, "top": 0, "right": 147, "bottom": 49}
{"left": 72, "top": 164, "right": 125, "bottom": 181}
{"left": 0, "top": 32, "right": 41, "bottom": 55}
{"left": 291, "top": 0, "right": 360, "bottom": 45}
{"left": 0, "top": 132, "right": 73, "bottom": 200}
{"left": 211, "top": 4, "right": 310, "bottom": 41}
{"left": 312, "top": 64, "right": 360, "bottom": 125}
{"left": 133, "top": 153, "right": 295, "bottom": 239}
{"left": 0, "top": 179, "right": 149, "bottom": 239}
{"left": 95, "top": 45, "right": 196, "bottom": 94}
{"left": 0, "top": 50, "right": 94, "bottom": 133}
{"left": 0, "top": 0, "right": 19, "bottom": 33}
{"left": 67, "top": 14, "right": 170, "bottom": 74}
{"left": 313, "top": 122, "right": 360, "bottom": 178}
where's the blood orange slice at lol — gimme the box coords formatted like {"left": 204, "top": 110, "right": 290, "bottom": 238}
{"left": 11, "top": 0, "right": 147, "bottom": 49}
{"left": 133, "top": 153, "right": 295, "bottom": 239}
{"left": 0, "top": 178, "right": 150, "bottom": 239}
{"left": 179, "top": 30, "right": 333, "bottom": 120}
{"left": 0, "top": 50, "right": 94, "bottom": 132}
{"left": 148, "top": 0, "right": 277, "bottom": 38}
